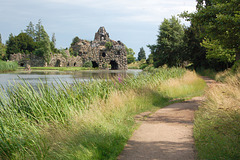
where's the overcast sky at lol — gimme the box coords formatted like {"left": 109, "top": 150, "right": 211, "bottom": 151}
{"left": 0, "top": 0, "right": 197, "bottom": 57}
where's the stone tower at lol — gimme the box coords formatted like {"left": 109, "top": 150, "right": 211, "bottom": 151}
{"left": 94, "top": 27, "right": 110, "bottom": 41}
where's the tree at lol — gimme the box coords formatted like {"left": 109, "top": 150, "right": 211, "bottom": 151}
{"left": 25, "top": 21, "right": 35, "bottom": 39}
{"left": 51, "top": 33, "right": 56, "bottom": 47}
{"left": 138, "top": 47, "right": 146, "bottom": 61}
{"left": 6, "top": 33, "right": 36, "bottom": 56}
{"left": 16, "top": 33, "right": 36, "bottom": 53}
{"left": 34, "top": 29, "right": 51, "bottom": 63}
{"left": 148, "top": 16, "right": 185, "bottom": 67}
{"left": 182, "top": 0, "right": 240, "bottom": 63}
{"left": 71, "top": 36, "right": 80, "bottom": 46}
{"left": 125, "top": 46, "right": 135, "bottom": 64}
{"left": 35, "top": 19, "right": 47, "bottom": 42}
{"left": 0, "top": 33, "right": 2, "bottom": 44}
{"left": 0, "top": 43, "right": 6, "bottom": 60}
{"left": 182, "top": 25, "right": 208, "bottom": 69}
{"left": 6, "top": 33, "right": 19, "bottom": 56}
{"left": 201, "top": 38, "right": 235, "bottom": 68}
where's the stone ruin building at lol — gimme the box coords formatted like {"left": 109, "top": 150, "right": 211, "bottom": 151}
{"left": 10, "top": 27, "right": 128, "bottom": 70}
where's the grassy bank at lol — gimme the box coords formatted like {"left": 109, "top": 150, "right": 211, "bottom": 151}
{"left": 194, "top": 73, "right": 240, "bottom": 159}
{"left": 0, "top": 60, "right": 18, "bottom": 73}
{"left": 0, "top": 68, "right": 205, "bottom": 159}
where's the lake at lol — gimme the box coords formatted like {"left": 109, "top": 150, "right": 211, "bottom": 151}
{"left": 0, "top": 69, "right": 142, "bottom": 89}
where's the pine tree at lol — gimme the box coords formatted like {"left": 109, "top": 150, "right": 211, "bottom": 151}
{"left": 138, "top": 47, "right": 146, "bottom": 61}
{"left": 0, "top": 33, "right": 2, "bottom": 44}
{"left": 51, "top": 33, "right": 56, "bottom": 48}
{"left": 25, "top": 21, "right": 35, "bottom": 40}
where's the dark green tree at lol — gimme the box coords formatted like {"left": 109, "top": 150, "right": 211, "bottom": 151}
{"left": 35, "top": 19, "right": 47, "bottom": 42}
{"left": 6, "top": 33, "right": 19, "bottom": 56}
{"left": 25, "top": 21, "right": 35, "bottom": 39}
{"left": 125, "top": 46, "right": 135, "bottom": 64}
{"left": 148, "top": 16, "right": 185, "bottom": 67}
{"left": 181, "top": 0, "right": 240, "bottom": 64}
{"left": 70, "top": 36, "right": 80, "bottom": 56}
{"left": 0, "top": 33, "right": 2, "bottom": 44}
{"left": 71, "top": 36, "right": 80, "bottom": 46}
{"left": 16, "top": 33, "right": 36, "bottom": 53}
{"left": 34, "top": 29, "right": 51, "bottom": 63}
{"left": 51, "top": 33, "right": 56, "bottom": 48}
{"left": 138, "top": 47, "right": 146, "bottom": 61}
{"left": 6, "top": 33, "right": 36, "bottom": 56}
{"left": 0, "top": 43, "right": 6, "bottom": 60}
{"left": 182, "top": 25, "right": 208, "bottom": 69}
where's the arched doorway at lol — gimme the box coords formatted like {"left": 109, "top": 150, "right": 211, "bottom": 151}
{"left": 92, "top": 61, "right": 99, "bottom": 68}
{"left": 110, "top": 60, "right": 118, "bottom": 70}
{"left": 20, "top": 62, "right": 25, "bottom": 67}
{"left": 55, "top": 59, "right": 61, "bottom": 67}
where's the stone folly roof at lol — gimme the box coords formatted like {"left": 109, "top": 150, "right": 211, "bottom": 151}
{"left": 94, "top": 26, "right": 110, "bottom": 41}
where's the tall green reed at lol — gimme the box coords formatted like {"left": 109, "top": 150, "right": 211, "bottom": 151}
{"left": 0, "top": 67, "right": 186, "bottom": 159}
{"left": 0, "top": 60, "right": 18, "bottom": 72}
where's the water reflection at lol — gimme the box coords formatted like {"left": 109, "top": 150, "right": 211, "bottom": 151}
{"left": 0, "top": 69, "right": 142, "bottom": 89}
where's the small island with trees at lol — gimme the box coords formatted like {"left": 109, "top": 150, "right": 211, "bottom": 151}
{"left": 2, "top": 22, "right": 128, "bottom": 70}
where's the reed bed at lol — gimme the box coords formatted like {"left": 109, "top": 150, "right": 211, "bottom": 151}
{"left": 0, "top": 67, "right": 205, "bottom": 159}
{"left": 194, "top": 73, "right": 240, "bottom": 159}
{"left": 0, "top": 60, "right": 18, "bottom": 72}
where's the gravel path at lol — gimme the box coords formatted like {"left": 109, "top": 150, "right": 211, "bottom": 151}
{"left": 118, "top": 77, "right": 213, "bottom": 160}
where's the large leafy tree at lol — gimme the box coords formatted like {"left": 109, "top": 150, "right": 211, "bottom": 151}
{"left": 34, "top": 28, "right": 51, "bottom": 63}
{"left": 25, "top": 21, "right": 35, "bottom": 39}
{"left": 137, "top": 47, "right": 146, "bottom": 61}
{"left": 6, "top": 33, "right": 36, "bottom": 56}
{"left": 183, "top": 0, "right": 240, "bottom": 63}
{"left": 125, "top": 46, "right": 135, "bottom": 64}
{"left": 149, "top": 16, "right": 185, "bottom": 67}
{"left": 0, "top": 33, "right": 2, "bottom": 44}
{"left": 0, "top": 34, "right": 6, "bottom": 59}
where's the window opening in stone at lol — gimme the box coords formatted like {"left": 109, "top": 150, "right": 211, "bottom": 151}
{"left": 74, "top": 62, "right": 77, "bottom": 66}
{"left": 67, "top": 62, "right": 70, "bottom": 66}
{"left": 102, "top": 52, "right": 106, "bottom": 57}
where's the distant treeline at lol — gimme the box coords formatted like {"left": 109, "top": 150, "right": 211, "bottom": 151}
{"left": 0, "top": 20, "right": 66, "bottom": 63}
{"left": 147, "top": 0, "right": 239, "bottom": 71}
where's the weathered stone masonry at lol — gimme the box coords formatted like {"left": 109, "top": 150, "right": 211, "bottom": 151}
{"left": 10, "top": 27, "right": 128, "bottom": 70}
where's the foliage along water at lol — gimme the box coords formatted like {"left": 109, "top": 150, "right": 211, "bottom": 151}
{"left": 0, "top": 67, "right": 188, "bottom": 159}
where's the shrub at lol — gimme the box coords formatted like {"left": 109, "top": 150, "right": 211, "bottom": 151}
{"left": 83, "top": 61, "right": 93, "bottom": 68}
{"left": 105, "top": 41, "right": 113, "bottom": 50}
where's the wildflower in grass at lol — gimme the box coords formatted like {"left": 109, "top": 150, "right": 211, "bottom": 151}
{"left": 118, "top": 74, "right": 122, "bottom": 83}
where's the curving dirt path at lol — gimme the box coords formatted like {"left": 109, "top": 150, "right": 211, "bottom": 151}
{"left": 118, "top": 77, "right": 214, "bottom": 160}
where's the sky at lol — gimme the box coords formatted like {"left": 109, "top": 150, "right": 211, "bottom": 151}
{"left": 0, "top": 0, "right": 197, "bottom": 57}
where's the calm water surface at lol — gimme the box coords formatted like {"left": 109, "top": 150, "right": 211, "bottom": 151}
{"left": 0, "top": 69, "right": 142, "bottom": 89}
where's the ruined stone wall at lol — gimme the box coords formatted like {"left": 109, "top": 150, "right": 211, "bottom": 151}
{"left": 9, "top": 53, "right": 45, "bottom": 67}
{"left": 9, "top": 27, "right": 128, "bottom": 70}
{"left": 71, "top": 27, "right": 128, "bottom": 70}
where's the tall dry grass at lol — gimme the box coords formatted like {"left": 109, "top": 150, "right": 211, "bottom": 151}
{"left": 0, "top": 67, "right": 206, "bottom": 159}
{"left": 194, "top": 73, "right": 240, "bottom": 159}
{"left": 159, "top": 71, "right": 206, "bottom": 98}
